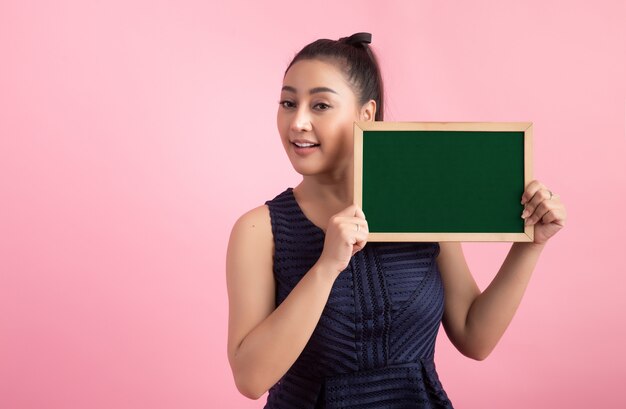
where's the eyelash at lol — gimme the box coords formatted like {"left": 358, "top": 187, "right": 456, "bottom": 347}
{"left": 278, "top": 100, "right": 331, "bottom": 111}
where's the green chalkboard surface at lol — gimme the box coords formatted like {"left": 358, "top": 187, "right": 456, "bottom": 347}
{"left": 353, "top": 122, "right": 533, "bottom": 242}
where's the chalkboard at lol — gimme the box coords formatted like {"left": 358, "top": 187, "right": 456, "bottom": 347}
{"left": 353, "top": 122, "right": 533, "bottom": 242}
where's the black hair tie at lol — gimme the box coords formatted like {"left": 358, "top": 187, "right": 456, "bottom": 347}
{"left": 345, "top": 32, "right": 372, "bottom": 46}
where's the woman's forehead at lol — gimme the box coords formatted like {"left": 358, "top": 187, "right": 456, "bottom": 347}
{"left": 282, "top": 59, "right": 351, "bottom": 94}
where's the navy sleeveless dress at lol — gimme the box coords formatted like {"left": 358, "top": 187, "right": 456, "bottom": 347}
{"left": 263, "top": 188, "right": 454, "bottom": 408}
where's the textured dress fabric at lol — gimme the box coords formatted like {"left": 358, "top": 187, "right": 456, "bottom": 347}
{"left": 263, "top": 188, "right": 454, "bottom": 409}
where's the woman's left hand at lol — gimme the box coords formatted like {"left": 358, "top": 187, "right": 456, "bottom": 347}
{"left": 520, "top": 179, "right": 567, "bottom": 245}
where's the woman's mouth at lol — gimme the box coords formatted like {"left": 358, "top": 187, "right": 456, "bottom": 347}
{"left": 292, "top": 141, "right": 320, "bottom": 155}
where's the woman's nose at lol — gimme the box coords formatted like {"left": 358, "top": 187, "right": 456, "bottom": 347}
{"left": 290, "top": 106, "right": 312, "bottom": 132}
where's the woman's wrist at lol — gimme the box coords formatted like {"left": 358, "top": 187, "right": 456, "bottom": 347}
{"left": 312, "top": 258, "right": 343, "bottom": 283}
{"left": 514, "top": 241, "right": 547, "bottom": 252}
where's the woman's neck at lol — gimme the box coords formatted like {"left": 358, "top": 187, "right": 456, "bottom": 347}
{"left": 295, "top": 166, "right": 354, "bottom": 209}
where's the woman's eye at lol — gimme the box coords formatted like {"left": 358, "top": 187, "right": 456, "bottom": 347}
{"left": 278, "top": 100, "right": 331, "bottom": 110}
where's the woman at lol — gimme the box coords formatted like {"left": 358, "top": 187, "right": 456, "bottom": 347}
{"left": 226, "top": 32, "right": 567, "bottom": 408}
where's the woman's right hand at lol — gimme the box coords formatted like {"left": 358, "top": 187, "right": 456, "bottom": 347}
{"left": 317, "top": 204, "right": 369, "bottom": 279}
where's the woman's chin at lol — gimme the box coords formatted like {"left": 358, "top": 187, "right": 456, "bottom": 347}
{"left": 290, "top": 164, "right": 322, "bottom": 176}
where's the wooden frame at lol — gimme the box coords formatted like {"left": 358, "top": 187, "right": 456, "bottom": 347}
{"left": 353, "top": 121, "right": 534, "bottom": 242}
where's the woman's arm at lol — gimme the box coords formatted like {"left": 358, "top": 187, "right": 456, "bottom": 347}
{"left": 226, "top": 205, "right": 338, "bottom": 400}
{"left": 438, "top": 241, "right": 545, "bottom": 360}
{"left": 439, "top": 179, "right": 565, "bottom": 360}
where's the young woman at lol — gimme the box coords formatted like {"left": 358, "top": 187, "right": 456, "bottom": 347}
{"left": 226, "top": 32, "right": 567, "bottom": 408}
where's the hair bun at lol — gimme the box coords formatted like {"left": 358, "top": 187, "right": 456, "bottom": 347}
{"left": 344, "top": 32, "right": 372, "bottom": 46}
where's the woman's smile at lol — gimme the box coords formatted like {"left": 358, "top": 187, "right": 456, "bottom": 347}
{"left": 291, "top": 140, "right": 321, "bottom": 155}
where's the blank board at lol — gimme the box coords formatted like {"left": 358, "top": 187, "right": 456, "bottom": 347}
{"left": 353, "top": 121, "right": 533, "bottom": 242}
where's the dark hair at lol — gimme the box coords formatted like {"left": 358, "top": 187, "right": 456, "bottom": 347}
{"left": 283, "top": 33, "right": 385, "bottom": 121}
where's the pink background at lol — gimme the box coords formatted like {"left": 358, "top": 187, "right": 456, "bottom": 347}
{"left": 1, "top": 1, "right": 625, "bottom": 408}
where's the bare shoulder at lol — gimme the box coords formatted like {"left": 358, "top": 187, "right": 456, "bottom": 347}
{"left": 226, "top": 203, "right": 274, "bottom": 283}
{"left": 230, "top": 204, "right": 273, "bottom": 241}
{"left": 226, "top": 204, "right": 275, "bottom": 364}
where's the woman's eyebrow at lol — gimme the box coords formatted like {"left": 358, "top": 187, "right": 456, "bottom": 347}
{"left": 281, "top": 86, "right": 339, "bottom": 95}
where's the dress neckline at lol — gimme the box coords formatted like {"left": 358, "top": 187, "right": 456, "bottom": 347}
{"left": 287, "top": 187, "right": 326, "bottom": 236}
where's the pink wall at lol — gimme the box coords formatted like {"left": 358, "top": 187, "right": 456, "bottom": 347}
{"left": 1, "top": 1, "right": 624, "bottom": 408}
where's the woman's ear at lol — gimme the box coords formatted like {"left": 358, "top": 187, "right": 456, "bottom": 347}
{"left": 359, "top": 100, "right": 377, "bottom": 121}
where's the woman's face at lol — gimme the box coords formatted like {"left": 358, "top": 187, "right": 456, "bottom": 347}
{"left": 277, "top": 58, "right": 373, "bottom": 178}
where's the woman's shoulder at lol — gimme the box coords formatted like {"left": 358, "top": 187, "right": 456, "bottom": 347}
{"left": 233, "top": 187, "right": 292, "bottom": 230}
{"left": 228, "top": 204, "right": 274, "bottom": 265}
{"left": 229, "top": 187, "right": 296, "bottom": 247}
{"left": 232, "top": 204, "right": 271, "bottom": 234}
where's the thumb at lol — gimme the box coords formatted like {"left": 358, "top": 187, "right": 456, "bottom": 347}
{"left": 353, "top": 204, "right": 366, "bottom": 220}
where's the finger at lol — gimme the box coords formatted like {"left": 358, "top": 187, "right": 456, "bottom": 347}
{"left": 353, "top": 218, "right": 368, "bottom": 231}
{"left": 333, "top": 216, "right": 368, "bottom": 230}
{"left": 352, "top": 242, "right": 367, "bottom": 254}
{"left": 539, "top": 209, "right": 558, "bottom": 224}
{"left": 353, "top": 205, "right": 366, "bottom": 220}
{"left": 339, "top": 217, "right": 368, "bottom": 236}
{"left": 525, "top": 200, "right": 552, "bottom": 225}
{"left": 543, "top": 208, "right": 566, "bottom": 227}
{"left": 521, "top": 179, "right": 545, "bottom": 205}
{"left": 522, "top": 187, "right": 551, "bottom": 220}
{"left": 335, "top": 218, "right": 367, "bottom": 231}
{"left": 354, "top": 229, "right": 366, "bottom": 239}
{"left": 352, "top": 232, "right": 369, "bottom": 254}
{"left": 341, "top": 221, "right": 369, "bottom": 238}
